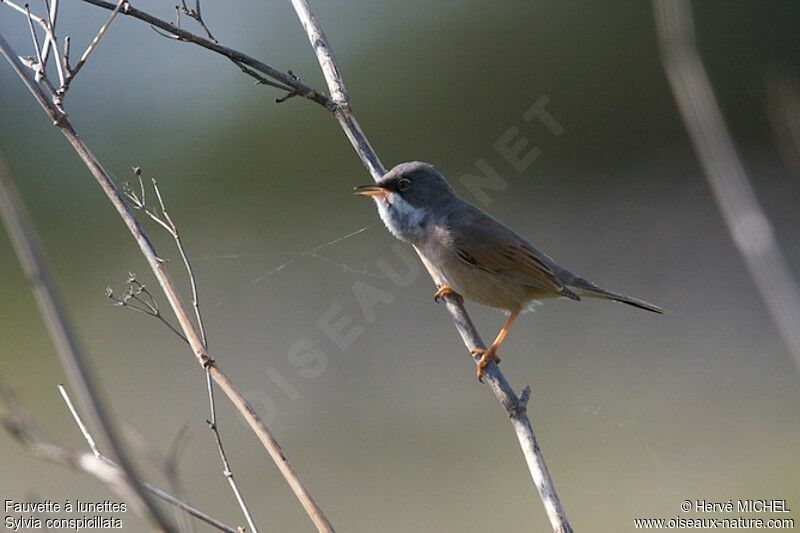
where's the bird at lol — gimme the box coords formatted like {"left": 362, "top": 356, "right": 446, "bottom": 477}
{"left": 355, "top": 161, "right": 663, "bottom": 382}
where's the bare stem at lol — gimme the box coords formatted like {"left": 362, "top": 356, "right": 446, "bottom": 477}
{"left": 206, "top": 372, "right": 259, "bottom": 533}
{"left": 149, "top": 176, "right": 208, "bottom": 348}
{"left": 24, "top": 3, "right": 44, "bottom": 81}
{"left": 123, "top": 169, "right": 258, "bottom": 532}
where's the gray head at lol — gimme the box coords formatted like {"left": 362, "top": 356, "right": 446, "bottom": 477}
{"left": 355, "top": 161, "right": 454, "bottom": 207}
{"left": 354, "top": 161, "right": 456, "bottom": 243}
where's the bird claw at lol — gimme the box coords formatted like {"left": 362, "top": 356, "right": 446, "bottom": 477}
{"left": 470, "top": 348, "right": 501, "bottom": 382}
{"left": 433, "top": 286, "right": 462, "bottom": 303}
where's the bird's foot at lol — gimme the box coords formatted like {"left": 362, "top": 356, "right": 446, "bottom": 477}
{"left": 433, "top": 286, "right": 462, "bottom": 303}
{"left": 470, "top": 347, "right": 501, "bottom": 382}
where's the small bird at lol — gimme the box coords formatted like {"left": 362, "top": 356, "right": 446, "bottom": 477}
{"left": 355, "top": 161, "right": 663, "bottom": 381}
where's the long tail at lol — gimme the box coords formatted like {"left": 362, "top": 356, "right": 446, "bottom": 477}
{"left": 568, "top": 278, "right": 664, "bottom": 314}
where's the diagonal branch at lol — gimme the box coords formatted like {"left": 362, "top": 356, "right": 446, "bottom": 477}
{"left": 0, "top": 154, "right": 175, "bottom": 532}
{"left": 287, "top": 1, "right": 572, "bottom": 531}
{"left": 0, "top": 31, "right": 334, "bottom": 533}
{"left": 80, "top": 0, "right": 333, "bottom": 108}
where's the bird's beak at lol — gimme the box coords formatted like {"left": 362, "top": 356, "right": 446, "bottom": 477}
{"left": 353, "top": 183, "right": 388, "bottom": 199}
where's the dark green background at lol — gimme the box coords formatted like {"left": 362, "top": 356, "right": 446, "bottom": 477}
{"left": 1, "top": 1, "right": 798, "bottom": 531}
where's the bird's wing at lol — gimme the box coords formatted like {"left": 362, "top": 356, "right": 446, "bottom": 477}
{"left": 447, "top": 205, "right": 579, "bottom": 300}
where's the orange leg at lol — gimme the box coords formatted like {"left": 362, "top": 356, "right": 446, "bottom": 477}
{"left": 433, "top": 285, "right": 462, "bottom": 303}
{"left": 471, "top": 311, "right": 519, "bottom": 382}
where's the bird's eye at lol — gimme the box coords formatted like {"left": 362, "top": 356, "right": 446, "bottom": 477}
{"left": 397, "top": 178, "right": 411, "bottom": 192}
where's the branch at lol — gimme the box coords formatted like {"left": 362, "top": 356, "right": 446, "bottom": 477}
{"left": 61, "top": 0, "right": 125, "bottom": 92}
{"left": 0, "top": 384, "right": 239, "bottom": 533}
{"left": 0, "top": 152, "right": 174, "bottom": 531}
{"left": 80, "top": 0, "right": 332, "bottom": 108}
{"left": 287, "top": 1, "right": 572, "bottom": 531}
{"left": 653, "top": 0, "right": 800, "bottom": 369}
{"left": 0, "top": 31, "right": 334, "bottom": 533}
{"left": 121, "top": 169, "right": 258, "bottom": 532}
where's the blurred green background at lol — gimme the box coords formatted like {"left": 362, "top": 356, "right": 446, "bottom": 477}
{"left": 1, "top": 1, "right": 799, "bottom": 531}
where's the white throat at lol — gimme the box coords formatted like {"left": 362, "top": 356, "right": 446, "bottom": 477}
{"left": 375, "top": 193, "right": 429, "bottom": 243}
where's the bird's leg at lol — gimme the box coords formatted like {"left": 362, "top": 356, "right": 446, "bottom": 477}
{"left": 433, "top": 285, "right": 462, "bottom": 303}
{"left": 471, "top": 311, "right": 519, "bottom": 382}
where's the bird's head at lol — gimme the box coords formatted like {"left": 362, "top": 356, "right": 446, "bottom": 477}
{"left": 354, "top": 161, "right": 455, "bottom": 242}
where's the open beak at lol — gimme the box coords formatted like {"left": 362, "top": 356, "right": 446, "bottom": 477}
{"left": 354, "top": 183, "right": 388, "bottom": 199}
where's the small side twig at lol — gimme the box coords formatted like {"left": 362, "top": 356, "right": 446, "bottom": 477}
{"left": 0, "top": 0, "right": 47, "bottom": 24}
{"left": 80, "top": 0, "right": 334, "bottom": 109}
{"left": 120, "top": 168, "right": 259, "bottom": 532}
{"left": 107, "top": 274, "right": 189, "bottom": 344}
{"left": 60, "top": 0, "right": 124, "bottom": 93}
{"left": 24, "top": 2, "right": 45, "bottom": 81}
{"left": 58, "top": 383, "right": 100, "bottom": 456}
{"left": 178, "top": 0, "right": 216, "bottom": 42}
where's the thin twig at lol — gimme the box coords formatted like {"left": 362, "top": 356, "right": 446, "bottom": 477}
{"left": 0, "top": 31, "right": 334, "bottom": 533}
{"left": 206, "top": 373, "right": 259, "bottom": 533}
{"left": 80, "top": 0, "right": 334, "bottom": 109}
{"left": 149, "top": 176, "right": 208, "bottom": 348}
{"left": 62, "top": 34, "right": 70, "bottom": 71}
{"left": 123, "top": 170, "right": 259, "bottom": 532}
{"left": 0, "top": 0, "right": 47, "bottom": 26}
{"left": 150, "top": 176, "right": 258, "bottom": 533}
{"left": 40, "top": 0, "right": 65, "bottom": 88}
{"left": 61, "top": 0, "right": 124, "bottom": 92}
{"left": 0, "top": 149, "right": 174, "bottom": 531}
{"left": 24, "top": 3, "right": 45, "bottom": 81}
{"left": 654, "top": 0, "right": 800, "bottom": 369}
{"left": 178, "top": 0, "right": 215, "bottom": 42}
{"left": 58, "top": 383, "right": 100, "bottom": 457}
{"left": 107, "top": 275, "right": 189, "bottom": 344}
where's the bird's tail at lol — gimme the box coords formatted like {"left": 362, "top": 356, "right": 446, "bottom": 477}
{"left": 568, "top": 278, "right": 664, "bottom": 314}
